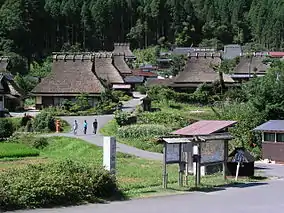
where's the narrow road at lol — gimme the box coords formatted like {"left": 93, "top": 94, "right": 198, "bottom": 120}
{"left": 51, "top": 92, "right": 162, "bottom": 160}
{"left": 12, "top": 163, "right": 284, "bottom": 213}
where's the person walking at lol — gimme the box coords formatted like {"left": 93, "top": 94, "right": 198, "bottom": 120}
{"left": 73, "top": 120, "right": 78, "bottom": 135}
{"left": 93, "top": 119, "right": 98, "bottom": 134}
{"left": 83, "top": 120, "right": 88, "bottom": 135}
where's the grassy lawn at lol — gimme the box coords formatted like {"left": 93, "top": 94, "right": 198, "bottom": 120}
{"left": 100, "top": 101, "right": 217, "bottom": 153}
{"left": 0, "top": 143, "right": 40, "bottom": 158}
{"left": 0, "top": 136, "right": 265, "bottom": 198}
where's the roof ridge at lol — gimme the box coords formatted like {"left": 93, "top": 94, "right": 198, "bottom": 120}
{"left": 52, "top": 52, "right": 94, "bottom": 61}
{"left": 114, "top": 43, "right": 130, "bottom": 47}
{"left": 188, "top": 52, "right": 221, "bottom": 58}
{"left": 94, "top": 52, "right": 113, "bottom": 58}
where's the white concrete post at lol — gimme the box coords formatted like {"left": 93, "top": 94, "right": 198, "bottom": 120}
{"left": 103, "top": 136, "right": 116, "bottom": 175}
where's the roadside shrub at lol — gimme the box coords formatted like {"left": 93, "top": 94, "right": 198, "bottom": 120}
{"left": 114, "top": 111, "right": 137, "bottom": 126}
{"left": 136, "top": 85, "right": 147, "bottom": 94}
{"left": 0, "top": 119, "right": 14, "bottom": 139}
{"left": 112, "top": 91, "right": 131, "bottom": 102}
{"left": 0, "top": 159, "right": 122, "bottom": 211}
{"left": 33, "top": 112, "right": 56, "bottom": 132}
{"left": 138, "top": 111, "right": 192, "bottom": 128}
{"left": 0, "top": 143, "right": 39, "bottom": 158}
{"left": 7, "top": 133, "right": 49, "bottom": 149}
{"left": 117, "top": 124, "right": 170, "bottom": 138}
{"left": 9, "top": 117, "right": 22, "bottom": 131}
{"left": 95, "top": 101, "right": 120, "bottom": 114}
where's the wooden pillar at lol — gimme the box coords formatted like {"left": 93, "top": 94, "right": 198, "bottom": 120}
{"left": 162, "top": 143, "right": 168, "bottom": 189}
{"left": 223, "top": 140, "right": 228, "bottom": 180}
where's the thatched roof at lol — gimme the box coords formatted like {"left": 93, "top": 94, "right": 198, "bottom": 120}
{"left": 234, "top": 55, "right": 270, "bottom": 74}
{"left": 94, "top": 52, "right": 125, "bottom": 85}
{"left": 113, "top": 53, "right": 132, "bottom": 75}
{"left": 174, "top": 53, "right": 234, "bottom": 84}
{"left": 0, "top": 73, "right": 25, "bottom": 97}
{"left": 113, "top": 43, "right": 135, "bottom": 58}
{"left": 32, "top": 53, "right": 105, "bottom": 95}
{"left": 0, "top": 56, "right": 9, "bottom": 72}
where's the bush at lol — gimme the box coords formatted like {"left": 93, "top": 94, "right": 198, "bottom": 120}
{"left": 114, "top": 111, "right": 137, "bottom": 126}
{"left": 138, "top": 111, "right": 192, "bottom": 128}
{"left": 8, "top": 133, "right": 49, "bottom": 149}
{"left": 112, "top": 91, "right": 131, "bottom": 102}
{"left": 0, "top": 143, "right": 39, "bottom": 158}
{"left": 95, "top": 101, "right": 120, "bottom": 114}
{"left": 0, "top": 119, "right": 14, "bottom": 139}
{"left": 0, "top": 159, "right": 122, "bottom": 211}
{"left": 117, "top": 124, "right": 171, "bottom": 138}
{"left": 32, "top": 112, "right": 56, "bottom": 132}
{"left": 136, "top": 85, "right": 147, "bottom": 94}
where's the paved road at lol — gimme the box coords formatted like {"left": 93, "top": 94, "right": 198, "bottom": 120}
{"left": 11, "top": 163, "right": 284, "bottom": 213}
{"left": 50, "top": 92, "right": 162, "bottom": 160}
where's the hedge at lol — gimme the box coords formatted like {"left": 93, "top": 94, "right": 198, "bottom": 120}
{"left": 117, "top": 124, "right": 170, "bottom": 138}
{"left": 0, "top": 159, "right": 123, "bottom": 211}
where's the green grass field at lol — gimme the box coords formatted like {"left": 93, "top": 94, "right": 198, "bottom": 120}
{"left": 0, "top": 143, "right": 40, "bottom": 158}
{"left": 0, "top": 136, "right": 265, "bottom": 198}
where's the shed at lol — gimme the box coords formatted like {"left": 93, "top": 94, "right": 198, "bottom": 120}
{"left": 169, "top": 120, "right": 237, "bottom": 176}
{"left": 227, "top": 147, "right": 255, "bottom": 177}
{"left": 254, "top": 120, "right": 284, "bottom": 162}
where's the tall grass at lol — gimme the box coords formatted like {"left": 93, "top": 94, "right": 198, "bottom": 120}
{"left": 0, "top": 143, "right": 39, "bottom": 158}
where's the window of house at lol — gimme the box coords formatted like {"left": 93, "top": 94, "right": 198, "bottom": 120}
{"left": 276, "top": 133, "right": 284, "bottom": 142}
{"left": 264, "top": 133, "right": 275, "bottom": 142}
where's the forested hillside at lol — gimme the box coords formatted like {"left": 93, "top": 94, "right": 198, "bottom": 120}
{"left": 0, "top": 0, "right": 283, "bottom": 62}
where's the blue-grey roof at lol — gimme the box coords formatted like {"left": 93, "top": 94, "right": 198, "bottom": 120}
{"left": 124, "top": 76, "right": 144, "bottom": 83}
{"left": 223, "top": 45, "right": 243, "bottom": 60}
{"left": 254, "top": 120, "right": 284, "bottom": 131}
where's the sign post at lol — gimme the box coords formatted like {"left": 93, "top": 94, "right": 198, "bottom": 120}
{"left": 103, "top": 136, "right": 116, "bottom": 175}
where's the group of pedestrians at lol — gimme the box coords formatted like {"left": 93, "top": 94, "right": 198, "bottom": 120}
{"left": 72, "top": 119, "right": 98, "bottom": 135}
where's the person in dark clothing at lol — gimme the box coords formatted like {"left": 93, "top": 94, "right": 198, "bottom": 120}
{"left": 93, "top": 119, "right": 98, "bottom": 134}
{"left": 83, "top": 120, "right": 87, "bottom": 134}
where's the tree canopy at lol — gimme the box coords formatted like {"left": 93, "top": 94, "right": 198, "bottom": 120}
{"left": 0, "top": 0, "right": 283, "bottom": 63}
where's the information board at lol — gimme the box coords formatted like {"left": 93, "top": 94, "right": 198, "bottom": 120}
{"left": 166, "top": 144, "right": 180, "bottom": 163}
{"left": 200, "top": 140, "right": 224, "bottom": 164}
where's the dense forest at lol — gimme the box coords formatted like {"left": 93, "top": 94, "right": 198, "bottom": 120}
{"left": 0, "top": 0, "right": 283, "bottom": 64}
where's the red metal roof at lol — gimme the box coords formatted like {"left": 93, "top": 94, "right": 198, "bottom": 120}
{"left": 171, "top": 120, "right": 237, "bottom": 136}
{"left": 269, "top": 52, "right": 284, "bottom": 58}
{"left": 132, "top": 70, "right": 158, "bottom": 77}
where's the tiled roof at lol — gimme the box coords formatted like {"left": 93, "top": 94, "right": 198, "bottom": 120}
{"left": 171, "top": 120, "right": 237, "bottom": 136}
{"left": 32, "top": 53, "right": 105, "bottom": 94}
{"left": 254, "top": 120, "right": 284, "bottom": 132}
{"left": 223, "top": 45, "right": 242, "bottom": 60}
{"left": 124, "top": 76, "right": 144, "bottom": 83}
{"left": 132, "top": 70, "right": 158, "bottom": 77}
{"left": 269, "top": 52, "right": 284, "bottom": 58}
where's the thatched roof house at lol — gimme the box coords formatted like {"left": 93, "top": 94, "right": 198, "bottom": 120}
{"left": 94, "top": 52, "right": 125, "bottom": 85}
{"left": 231, "top": 53, "right": 270, "bottom": 81}
{"left": 112, "top": 53, "right": 132, "bottom": 76}
{"left": 113, "top": 43, "right": 136, "bottom": 59}
{"left": 32, "top": 53, "right": 105, "bottom": 109}
{"left": 171, "top": 52, "right": 234, "bottom": 89}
